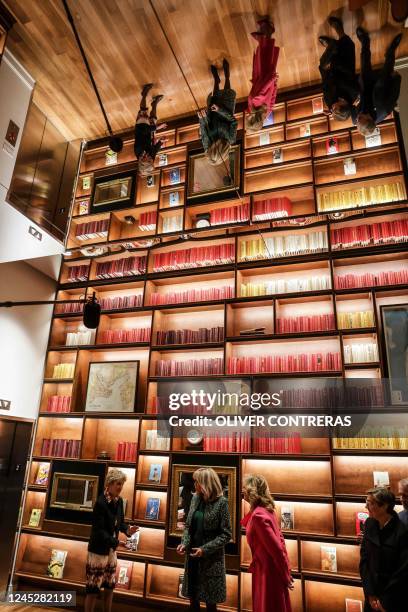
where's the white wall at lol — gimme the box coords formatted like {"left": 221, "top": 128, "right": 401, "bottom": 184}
{"left": 0, "top": 260, "right": 56, "bottom": 420}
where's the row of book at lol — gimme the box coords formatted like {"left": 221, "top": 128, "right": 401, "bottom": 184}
{"left": 333, "top": 428, "right": 408, "bottom": 450}
{"left": 51, "top": 363, "right": 75, "bottom": 379}
{"left": 162, "top": 214, "right": 183, "bottom": 233}
{"left": 154, "top": 358, "right": 224, "bottom": 377}
{"left": 67, "top": 264, "right": 90, "bottom": 282}
{"left": 65, "top": 329, "right": 96, "bottom": 346}
{"left": 331, "top": 218, "right": 408, "bottom": 250}
{"left": 253, "top": 433, "right": 302, "bottom": 454}
{"left": 55, "top": 301, "right": 83, "bottom": 314}
{"left": 74, "top": 219, "right": 109, "bottom": 241}
{"left": 252, "top": 196, "right": 292, "bottom": 221}
{"left": 209, "top": 203, "right": 249, "bottom": 225}
{"left": 40, "top": 438, "right": 80, "bottom": 458}
{"left": 337, "top": 310, "right": 374, "bottom": 329}
{"left": 115, "top": 441, "right": 137, "bottom": 462}
{"left": 317, "top": 181, "right": 406, "bottom": 212}
{"left": 239, "top": 230, "right": 328, "bottom": 261}
{"left": 98, "top": 328, "right": 151, "bottom": 344}
{"left": 202, "top": 432, "right": 251, "bottom": 452}
{"left": 334, "top": 269, "right": 408, "bottom": 289}
{"left": 138, "top": 211, "right": 157, "bottom": 231}
{"left": 95, "top": 256, "right": 147, "bottom": 279}
{"left": 276, "top": 314, "right": 335, "bottom": 333}
{"left": 46, "top": 395, "right": 72, "bottom": 413}
{"left": 343, "top": 342, "right": 379, "bottom": 364}
{"left": 152, "top": 244, "right": 235, "bottom": 272}
{"left": 99, "top": 294, "right": 143, "bottom": 310}
{"left": 240, "top": 276, "right": 331, "bottom": 297}
{"left": 148, "top": 286, "right": 234, "bottom": 305}
{"left": 227, "top": 352, "right": 342, "bottom": 374}
{"left": 155, "top": 326, "right": 224, "bottom": 345}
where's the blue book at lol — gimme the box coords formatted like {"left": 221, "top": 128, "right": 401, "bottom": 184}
{"left": 145, "top": 497, "right": 160, "bottom": 520}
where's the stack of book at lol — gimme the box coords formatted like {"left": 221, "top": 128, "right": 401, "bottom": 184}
{"left": 155, "top": 357, "right": 224, "bottom": 376}
{"left": 276, "top": 314, "right": 335, "bottom": 333}
{"left": 210, "top": 202, "right": 249, "bottom": 226}
{"left": 99, "top": 294, "right": 143, "bottom": 310}
{"left": 152, "top": 244, "right": 235, "bottom": 272}
{"left": 162, "top": 214, "right": 183, "bottom": 233}
{"left": 95, "top": 256, "right": 147, "bottom": 279}
{"left": 331, "top": 218, "right": 408, "bottom": 250}
{"left": 156, "top": 326, "right": 224, "bottom": 345}
{"left": 75, "top": 219, "right": 109, "bottom": 241}
{"left": 67, "top": 264, "right": 89, "bottom": 282}
{"left": 41, "top": 438, "right": 80, "bottom": 458}
{"left": 46, "top": 395, "right": 72, "bottom": 413}
{"left": 138, "top": 211, "right": 157, "bottom": 231}
{"left": 253, "top": 197, "right": 292, "bottom": 221}
{"left": 318, "top": 181, "right": 406, "bottom": 212}
{"left": 239, "top": 327, "right": 266, "bottom": 336}
{"left": 253, "top": 433, "right": 302, "bottom": 453}
{"left": 334, "top": 269, "right": 408, "bottom": 289}
{"left": 65, "top": 329, "right": 95, "bottom": 346}
{"left": 343, "top": 342, "right": 379, "bottom": 364}
{"left": 115, "top": 441, "right": 137, "bottom": 462}
{"left": 203, "top": 432, "right": 250, "bottom": 452}
{"left": 52, "top": 363, "right": 75, "bottom": 379}
{"left": 239, "top": 230, "right": 328, "bottom": 261}
{"left": 149, "top": 285, "right": 234, "bottom": 305}
{"left": 240, "top": 275, "right": 331, "bottom": 297}
{"left": 98, "top": 328, "right": 151, "bottom": 344}
{"left": 337, "top": 311, "right": 374, "bottom": 329}
{"left": 227, "top": 352, "right": 341, "bottom": 374}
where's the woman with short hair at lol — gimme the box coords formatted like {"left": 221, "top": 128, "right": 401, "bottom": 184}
{"left": 242, "top": 474, "right": 293, "bottom": 612}
{"left": 177, "top": 467, "right": 232, "bottom": 611}
{"left": 84, "top": 468, "right": 138, "bottom": 612}
{"left": 360, "top": 487, "right": 408, "bottom": 612}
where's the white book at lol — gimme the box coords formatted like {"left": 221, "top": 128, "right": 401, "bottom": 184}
{"left": 365, "top": 128, "right": 381, "bottom": 148}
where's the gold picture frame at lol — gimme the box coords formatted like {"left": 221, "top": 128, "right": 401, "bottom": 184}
{"left": 169, "top": 464, "right": 236, "bottom": 540}
{"left": 187, "top": 144, "right": 240, "bottom": 200}
{"left": 50, "top": 473, "right": 99, "bottom": 512}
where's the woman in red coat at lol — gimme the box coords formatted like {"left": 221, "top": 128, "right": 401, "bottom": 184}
{"left": 241, "top": 474, "right": 293, "bottom": 612}
{"left": 246, "top": 18, "right": 280, "bottom": 133}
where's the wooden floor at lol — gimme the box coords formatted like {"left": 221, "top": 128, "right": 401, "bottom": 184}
{"left": 4, "top": 0, "right": 408, "bottom": 140}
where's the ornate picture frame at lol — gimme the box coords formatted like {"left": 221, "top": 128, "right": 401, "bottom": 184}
{"left": 187, "top": 144, "right": 241, "bottom": 201}
{"left": 169, "top": 464, "right": 237, "bottom": 540}
{"left": 84, "top": 360, "right": 139, "bottom": 413}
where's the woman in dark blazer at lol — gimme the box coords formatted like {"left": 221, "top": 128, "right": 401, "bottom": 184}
{"left": 360, "top": 487, "right": 408, "bottom": 612}
{"left": 177, "top": 467, "right": 232, "bottom": 611}
{"left": 85, "top": 469, "right": 138, "bottom": 612}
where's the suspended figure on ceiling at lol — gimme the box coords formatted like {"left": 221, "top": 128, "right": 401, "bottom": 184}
{"left": 352, "top": 27, "right": 403, "bottom": 136}
{"left": 246, "top": 17, "right": 280, "bottom": 133}
{"left": 318, "top": 15, "right": 359, "bottom": 122}
{"left": 198, "top": 59, "right": 238, "bottom": 166}
{"left": 134, "top": 83, "right": 165, "bottom": 176}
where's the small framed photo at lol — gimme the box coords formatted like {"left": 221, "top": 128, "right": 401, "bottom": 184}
{"left": 84, "top": 361, "right": 139, "bottom": 412}
{"left": 148, "top": 463, "right": 163, "bottom": 483}
{"left": 169, "top": 191, "right": 180, "bottom": 206}
{"left": 158, "top": 153, "right": 168, "bottom": 167}
{"left": 145, "top": 497, "right": 160, "bottom": 520}
{"left": 169, "top": 168, "right": 181, "bottom": 185}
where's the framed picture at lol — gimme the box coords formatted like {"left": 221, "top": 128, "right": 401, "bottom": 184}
{"left": 84, "top": 361, "right": 139, "bottom": 413}
{"left": 50, "top": 473, "right": 99, "bottom": 512}
{"left": 381, "top": 304, "right": 408, "bottom": 404}
{"left": 145, "top": 497, "right": 160, "bottom": 520}
{"left": 187, "top": 144, "right": 240, "bottom": 201}
{"left": 169, "top": 464, "right": 236, "bottom": 540}
{"left": 148, "top": 463, "right": 163, "bottom": 483}
{"left": 90, "top": 170, "right": 136, "bottom": 213}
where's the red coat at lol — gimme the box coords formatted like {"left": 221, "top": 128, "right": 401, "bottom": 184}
{"left": 248, "top": 35, "right": 280, "bottom": 114}
{"left": 241, "top": 506, "right": 292, "bottom": 612}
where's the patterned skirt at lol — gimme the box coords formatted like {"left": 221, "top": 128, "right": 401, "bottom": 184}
{"left": 85, "top": 549, "right": 117, "bottom": 594}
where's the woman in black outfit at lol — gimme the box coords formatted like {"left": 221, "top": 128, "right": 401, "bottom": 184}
{"left": 84, "top": 469, "right": 138, "bottom": 612}
{"left": 176, "top": 467, "right": 232, "bottom": 612}
{"left": 360, "top": 487, "right": 408, "bottom": 612}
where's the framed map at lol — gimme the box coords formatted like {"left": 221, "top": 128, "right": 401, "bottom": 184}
{"left": 84, "top": 361, "right": 139, "bottom": 412}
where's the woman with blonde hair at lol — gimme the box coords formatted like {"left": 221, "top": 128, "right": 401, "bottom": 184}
{"left": 177, "top": 467, "right": 232, "bottom": 611}
{"left": 242, "top": 474, "right": 293, "bottom": 612}
{"left": 84, "top": 468, "right": 138, "bottom": 612}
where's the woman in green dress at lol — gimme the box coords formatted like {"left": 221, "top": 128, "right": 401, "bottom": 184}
{"left": 177, "top": 467, "right": 232, "bottom": 611}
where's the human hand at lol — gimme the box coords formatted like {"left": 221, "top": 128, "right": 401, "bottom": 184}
{"left": 197, "top": 109, "right": 207, "bottom": 119}
{"left": 190, "top": 547, "right": 203, "bottom": 558}
{"left": 176, "top": 544, "right": 186, "bottom": 555}
{"left": 288, "top": 578, "right": 295, "bottom": 591}
{"left": 368, "top": 596, "right": 385, "bottom": 611}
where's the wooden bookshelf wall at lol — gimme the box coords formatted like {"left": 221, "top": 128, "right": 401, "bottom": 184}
{"left": 14, "top": 91, "right": 408, "bottom": 612}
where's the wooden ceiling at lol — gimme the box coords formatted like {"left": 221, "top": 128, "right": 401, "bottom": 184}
{"left": 4, "top": 0, "right": 407, "bottom": 141}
